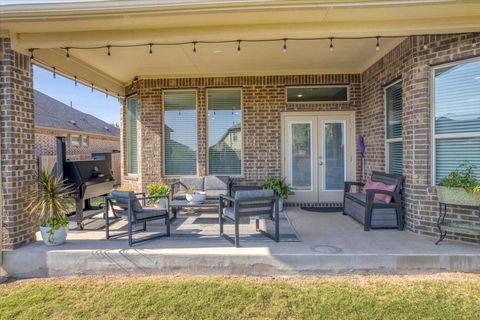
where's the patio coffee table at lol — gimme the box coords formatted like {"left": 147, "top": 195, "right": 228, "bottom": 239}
{"left": 169, "top": 199, "right": 220, "bottom": 222}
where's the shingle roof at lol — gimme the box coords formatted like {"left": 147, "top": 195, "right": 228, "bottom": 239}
{"left": 34, "top": 90, "right": 120, "bottom": 137}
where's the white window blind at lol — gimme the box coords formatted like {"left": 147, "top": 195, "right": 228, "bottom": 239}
{"left": 434, "top": 59, "right": 480, "bottom": 183}
{"left": 164, "top": 90, "right": 197, "bottom": 176}
{"left": 126, "top": 96, "right": 138, "bottom": 174}
{"left": 207, "top": 89, "right": 242, "bottom": 175}
{"left": 385, "top": 81, "right": 403, "bottom": 175}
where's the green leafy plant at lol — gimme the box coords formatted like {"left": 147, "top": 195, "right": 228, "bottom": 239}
{"left": 146, "top": 183, "right": 170, "bottom": 205}
{"left": 439, "top": 161, "right": 480, "bottom": 193}
{"left": 27, "top": 170, "right": 74, "bottom": 243}
{"left": 260, "top": 177, "right": 294, "bottom": 200}
{"left": 185, "top": 186, "right": 196, "bottom": 195}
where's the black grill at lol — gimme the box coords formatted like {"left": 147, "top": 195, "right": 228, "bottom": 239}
{"left": 56, "top": 137, "right": 115, "bottom": 228}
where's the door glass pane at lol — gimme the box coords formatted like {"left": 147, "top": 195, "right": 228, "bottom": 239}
{"left": 324, "top": 122, "right": 345, "bottom": 190}
{"left": 290, "top": 123, "right": 311, "bottom": 190}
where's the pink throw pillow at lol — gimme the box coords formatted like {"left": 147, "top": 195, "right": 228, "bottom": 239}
{"left": 363, "top": 180, "right": 396, "bottom": 203}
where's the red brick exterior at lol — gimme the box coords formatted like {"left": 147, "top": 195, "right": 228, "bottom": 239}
{"left": 0, "top": 38, "right": 37, "bottom": 249}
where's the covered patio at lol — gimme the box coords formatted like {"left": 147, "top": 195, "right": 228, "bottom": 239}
{"left": 4, "top": 207, "right": 480, "bottom": 277}
{"left": 1, "top": 0, "right": 480, "bottom": 275}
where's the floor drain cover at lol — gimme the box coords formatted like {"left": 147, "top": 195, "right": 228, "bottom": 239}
{"left": 310, "top": 245, "right": 343, "bottom": 254}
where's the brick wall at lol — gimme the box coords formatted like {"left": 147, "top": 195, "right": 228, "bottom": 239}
{"left": 35, "top": 128, "right": 119, "bottom": 156}
{"left": 121, "top": 33, "right": 479, "bottom": 244}
{"left": 361, "top": 34, "right": 479, "bottom": 243}
{"left": 124, "top": 75, "right": 361, "bottom": 192}
{"left": 0, "top": 38, "right": 37, "bottom": 249}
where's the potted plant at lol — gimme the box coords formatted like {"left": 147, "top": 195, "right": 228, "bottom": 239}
{"left": 185, "top": 186, "right": 206, "bottom": 204}
{"left": 27, "top": 170, "right": 74, "bottom": 246}
{"left": 261, "top": 177, "right": 293, "bottom": 212}
{"left": 146, "top": 183, "right": 170, "bottom": 208}
{"left": 437, "top": 161, "right": 480, "bottom": 206}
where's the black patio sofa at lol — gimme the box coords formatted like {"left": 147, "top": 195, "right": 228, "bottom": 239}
{"left": 343, "top": 171, "right": 405, "bottom": 231}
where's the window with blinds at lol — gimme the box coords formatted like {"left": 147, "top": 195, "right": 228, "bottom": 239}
{"left": 385, "top": 81, "right": 403, "bottom": 175}
{"left": 207, "top": 89, "right": 242, "bottom": 175}
{"left": 434, "top": 59, "right": 480, "bottom": 183}
{"left": 126, "top": 96, "right": 138, "bottom": 174}
{"left": 164, "top": 90, "right": 197, "bottom": 176}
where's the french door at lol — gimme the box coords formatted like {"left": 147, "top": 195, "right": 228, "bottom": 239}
{"left": 282, "top": 112, "right": 356, "bottom": 203}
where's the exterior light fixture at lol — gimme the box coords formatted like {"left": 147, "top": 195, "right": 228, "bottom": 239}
{"left": 91, "top": 83, "right": 94, "bottom": 92}
{"left": 107, "top": 45, "right": 111, "bottom": 56}
{"left": 74, "top": 76, "right": 77, "bottom": 86}
{"left": 237, "top": 40, "right": 241, "bottom": 54}
{"left": 53, "top": 67, "right": 56, "bottom": 78}
{"left": 283, "top": 39, "right": 287, "bottom": 53}
{"left": 375, "top": 37, "right": 380, "bottom": 51}
{"left": 149, "top": 43, "right": 153, "bottom": 54}
{"left": 29, "top": 48, "right": 35, "bottom": 61}
{"left": 66, "top": 48, "right": 70, "bottom": 60}
{"left": 329, "top": 38, "right": 334, "bottom": 52}
{"left": 193, "top": 42, "right": 197, "bottom": 55}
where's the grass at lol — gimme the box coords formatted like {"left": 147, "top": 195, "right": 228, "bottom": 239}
{"left": 1, "top": 274, "right": 479, "bottom": 320}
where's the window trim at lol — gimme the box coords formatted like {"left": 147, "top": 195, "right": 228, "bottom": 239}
{"left": 384, "top": 79, "right": 403, "bottom": 174}
{"left": 285, "top": 85, "right": 350, "bottom": 104}
{"left": 430, "top": 56, "right": 480, "bottom": 185}
{"left": 162, "top": 89, "right": 198, "bottom": 177}
{"left": 206, "top": 87, "right": 244, "bottom": 177}
{"left": 126, "top": 94, "right": 138, "bottom": 176}
{"left": 70, "top": 134, "right": 81, "bottom": 147}
{"left": 81, "top": 135, "right": 89, "bottom": 147}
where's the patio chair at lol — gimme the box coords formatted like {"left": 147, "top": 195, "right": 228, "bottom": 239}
{"left": 105, "top": 190, "right": 170, "bottom": 246}
{"left": 219, "top": 189, "right": 279, "bottom": 247}
{"left": 343, "top": 171, "right": 405, "bottom": 231}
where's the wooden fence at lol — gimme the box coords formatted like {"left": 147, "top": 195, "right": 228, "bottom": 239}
{"left": 37, "top": 153, "right": 121, "bottom": 184}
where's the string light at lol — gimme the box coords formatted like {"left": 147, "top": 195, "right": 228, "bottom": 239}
{"left": 329, "top": 38, "right": 334, "bottom": 52}
{"left": 149, "top": 43, "right": 153, "bottom": 54}
{"left": 107, "top": 45, "right": 111, "bottom": 56}
{"left": 66, "top": 47, "right": 70, "bottom": 60}
{"left": 237, "top": 40, "right": 241, "bottom": 54}
{"left": 29, "top": 48, "right": 35, "bottom": 60}
{"left": 473, "top": 34, "right": 478, "bottom": 48}
{"left": 53, "top": 67, "right": 56, "bottom": 78}
{"left": 74, "top": 76, "right": 77, "bottom": 86}
{"left": 283, "top": 39, "right": 287, "bottom": 53}
{"left": 105, "top": 89, "right": 109, "bottom": 98}
{"left": 375, "top": 36, "right": 380, "bottom": 51}
{"left": 422, "top": 35, "right": 428, "bottom": 50}
{"left": 91, "top": 83, "right": 94, "bottom": 92}
{"left": 193, "top": 42, "right": 197, "bottom": 55}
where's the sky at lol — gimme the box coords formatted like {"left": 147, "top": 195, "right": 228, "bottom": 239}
{"left": 33, "top": 65, "right": 121, "bottom": 125}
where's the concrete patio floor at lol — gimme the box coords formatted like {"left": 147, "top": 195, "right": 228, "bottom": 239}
{"left": 3, "top": 208, "right": 479, "bottom": 277}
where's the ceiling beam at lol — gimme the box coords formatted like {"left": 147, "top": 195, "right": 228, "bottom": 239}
{"left": 14, "top": 17, "right": 480, "bottom": 49}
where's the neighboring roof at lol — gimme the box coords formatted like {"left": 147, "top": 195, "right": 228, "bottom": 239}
{"left": 34, "top": 90, "right": 120, "bottom": 137}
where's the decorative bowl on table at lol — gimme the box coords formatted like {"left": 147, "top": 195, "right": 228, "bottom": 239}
{"left": 186, "top": 191, "right": 206, "bottom": 204}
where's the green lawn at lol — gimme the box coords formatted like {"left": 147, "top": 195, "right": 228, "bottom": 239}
{"left": 1, "top": 274, "right": 479, "bottom": 320}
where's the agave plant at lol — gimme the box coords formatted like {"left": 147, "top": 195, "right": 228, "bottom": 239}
{"left": 27, "top": 170, "right": 75, "bottom": 227}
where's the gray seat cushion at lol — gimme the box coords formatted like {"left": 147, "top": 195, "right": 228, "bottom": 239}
{"left": 120, "top": 207, "right": 167, "bottom": 221}
{"left": 204, "top": 176, "right": 229, "bottom": 191}
{"left": 223, "top": 207, "right": 270, "bottom": 221}
{"left": 205, "top": 189, "right": 227, "bottom": 200}
{"left": 111, "top": 190, "right": 143, "bottom": 212}
{"left": 180, "top": 177, "right": 204, "bottom": 192}
{"left": 235, "top": 189, "right": 274, "bottom": 200}
{"left": 346, "top": 192, "right": 387, "bottom": 204}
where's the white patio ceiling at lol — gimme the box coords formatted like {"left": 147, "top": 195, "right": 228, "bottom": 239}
{"left": 2, "top": 0, "right": 480, "bottom": 96}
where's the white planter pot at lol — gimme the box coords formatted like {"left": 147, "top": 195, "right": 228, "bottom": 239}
{"left": 39, "top": 225, "right": 68, "bottom": 246}
{"left": 186, "top": 192, "right": 206, "bottom": 204}
{"left": 437, "top": 186, "right": 480, "bottom": 206}
{"left": 154, "top": 197, "right": 169, "bottom": 209}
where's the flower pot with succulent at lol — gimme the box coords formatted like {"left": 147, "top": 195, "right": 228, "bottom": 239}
{"left": 27, "top": 170, "right": 74, "bottom": 246}
{"left": 146, "top": 183, "right": 170, "bottom": 208}
{"left": 260, "top": 177, "right": 294, "bottom": 212}
{"left": 185, "top": 186, "right": 206, "bottom": 204}
{"left": 437, "top": 161, "right": 480, "bottom": 206}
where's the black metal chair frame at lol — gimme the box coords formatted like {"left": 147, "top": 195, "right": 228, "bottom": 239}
{"left": 105, "top": 192, "right": 170, "bottom": 246}
{"left": 219, "top": 194, "right": 279, "bottom": 247}
{"left": 343, "top": 172, "right": 405, "bottom": 231}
